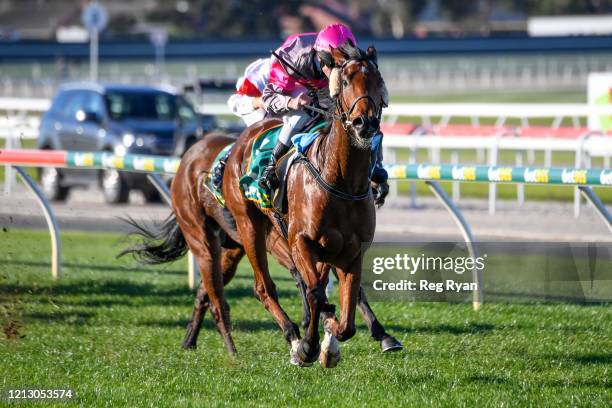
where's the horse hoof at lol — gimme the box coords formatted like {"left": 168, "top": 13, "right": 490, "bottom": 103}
{"left": 290, "top": 340, "right": 314, "bottom": 367}
{"left": 381, "top": 335, "right": 403, "bottom": 353}
{"left": 319, "top": 332, "right": 340, "bottom": 368}
{"left": 293, "top": 340, "right": 320, "bottom": 366}
{"left": 319, "top": 351, "right": 340, "bottom": 368}
{"left": 290, "top": 350, "right": 314, "bottom": 367}
{"left": 181, "top": 327, "right": 197, "bottom": 349}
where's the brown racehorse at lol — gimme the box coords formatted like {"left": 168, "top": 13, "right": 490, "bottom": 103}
{"left": 121, "top": 42, "right": 401, "bottom": 367}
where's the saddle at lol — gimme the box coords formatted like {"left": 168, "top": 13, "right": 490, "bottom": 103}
{"left": 203, "top": 119, "right": 327, "bottom": 213}
{"left": 239, "top": 120, "right": 327, "bottom": 212}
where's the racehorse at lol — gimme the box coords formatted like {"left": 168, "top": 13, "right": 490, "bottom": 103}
{"left": 121, "top": 42, "right": 401, "bottom": 367}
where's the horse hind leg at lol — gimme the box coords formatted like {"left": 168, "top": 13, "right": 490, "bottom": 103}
{"left": 357, "top": 286, "right": 403, "bottom": 353}
{"left": 182, "top": 283, "right": 208, "bottom": 349}
{"left": 178, "top": 210, "right": 237, "bottom": 354}
{"left": 182, "top": 246, "right": 245, "bottom": 349}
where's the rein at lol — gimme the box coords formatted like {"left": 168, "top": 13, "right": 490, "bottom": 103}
{"left": 272, "top": 50, "right": 383, "bottom": 207}
{"left": 306, "top": 58, "right": 383, "bottom": 132}
{"left": 297, "top": 58, "right": 384, "bottom": 201}
{"left": 294, "top": 152, "right": 371, "bottom": 201}
{"left": 271, "top": 49, "right": 382, "bottom": 131}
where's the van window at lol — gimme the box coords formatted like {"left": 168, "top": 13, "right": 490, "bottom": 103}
{"left": 50, "top": 90, "right": 73, "bottom": 116}
{"left": 83, "top": 92, "right": 106, "bottom": 118}
{"left": 177, "top": 96, "right": 196, "bottom": 121}
{"left": 105, "top": 91, "right": 176, "bottom": 121}
{"left": 61, "top": 91, "right": 88, "bottom": 120}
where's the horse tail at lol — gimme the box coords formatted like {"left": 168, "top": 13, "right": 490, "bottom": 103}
{"left": 118, "top": 214, "right": 188, "bottom": 264}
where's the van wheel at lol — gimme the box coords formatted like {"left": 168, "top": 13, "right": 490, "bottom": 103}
{"left": 101, "top": 169, "right": 130, "bottom": 204}
{"left": 40, "top": 167, "right": 70, "bottom": 202}
{"left": 142, "top": 186, "right": 162, "bottom": 204}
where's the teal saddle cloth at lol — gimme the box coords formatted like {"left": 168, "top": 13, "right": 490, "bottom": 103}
{"left": 205, "top": 121, "right": 327, "bottom": 208}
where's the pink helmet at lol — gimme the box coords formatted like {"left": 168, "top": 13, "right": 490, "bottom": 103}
{"left": 314, "top": 23, "right": 357, "bottom": 53}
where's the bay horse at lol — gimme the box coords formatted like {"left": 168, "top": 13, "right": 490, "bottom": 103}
{"left": 122, "top": 42, "right": 401, "bottom": 366}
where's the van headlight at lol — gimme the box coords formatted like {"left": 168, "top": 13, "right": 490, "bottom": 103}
{"left": 114, "top": 145, "right": 127, "bottom": 156}
{"left": 122, "top": 133, "right": 135, "bottom": 147}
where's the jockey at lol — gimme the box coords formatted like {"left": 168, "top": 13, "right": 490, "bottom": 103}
{"left": 227, "top": 57, "right": 271, "bottom": 126}
{"left": 258, "top": 23, "right": 389, "bottom": 206}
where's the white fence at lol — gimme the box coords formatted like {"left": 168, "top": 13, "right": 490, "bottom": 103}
{"left": 2, "top": 97, "right": 612, "bottom": 215}
{"left": 4, "top": 96, "right": 612, "bottom": 137}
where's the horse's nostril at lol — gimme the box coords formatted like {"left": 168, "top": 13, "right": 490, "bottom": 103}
{"left": 352, "top": 117, "right": 365, "bottom": 129}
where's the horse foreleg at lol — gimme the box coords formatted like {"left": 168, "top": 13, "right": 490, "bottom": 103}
{"left": 235, "top": 208, "right": 301, "bottom": 353}
{"left": 357, "top": 287, "right": 403, "bottom": 352}
{"left": 292, "top": 235, "right": 326, "bottom": 366}
{"left": 288, "top": 267, "right": 311, "bottom": 329}
{"left": 182, "top": 246, "right": 244, "bottom": 349}
{"left": 323, "top": 257, "right": 361, "bottom": 343}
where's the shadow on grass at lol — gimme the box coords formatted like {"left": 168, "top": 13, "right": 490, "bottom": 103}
{"left": 138, "top": 317, "right": 280, "bottom": 333}
{"left": 2, "top": 278, "right": 297, "bottom": 319}
{"left": 23, "top": 310, "right": 96, "bottom": 325}
{"left": 466, "top": 374, "right": 511, "bottom": 385}
{"left": 22, "top": 310, "right": 284, "bottom": 334}
{"left": 3, "top": 259, "right": 185, "bottom": 276}
{"left": 570, "top": 353, "right": 612, "bottom": 365}
{"left": 2, "top": 259, "right": 297, "bottom": 283}
{"left": 484, "top": 290, "right": 612, "bottom": 305}
{"left": 358, "top": 322, "right": 496, "bottom": 336}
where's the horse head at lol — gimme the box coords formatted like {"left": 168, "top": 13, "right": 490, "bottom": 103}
{"left": 323, "top": 42, "right": 387, "bottom": 148}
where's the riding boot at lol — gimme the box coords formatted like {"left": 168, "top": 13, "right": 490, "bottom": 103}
{"left": 259, "top": 142, "right": 290, "bottom": 192}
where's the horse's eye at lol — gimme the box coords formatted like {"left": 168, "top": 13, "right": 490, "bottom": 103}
{"left": 342, "top": 80, "right": 349, "bottom": 87}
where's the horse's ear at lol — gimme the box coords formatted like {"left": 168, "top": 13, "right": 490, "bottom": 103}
{"left": 367, "top": 45, "right": 378, "bottom": 66}
{"left": 329, "top": 46, "right": 347, "bottom": 66}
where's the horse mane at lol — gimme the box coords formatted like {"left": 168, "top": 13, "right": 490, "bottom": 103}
{"left": 337, "top": 41, "right": 367, "bottom": 61}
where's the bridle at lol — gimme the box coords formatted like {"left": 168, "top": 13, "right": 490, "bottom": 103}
{"left": 305, "top": 57, "right": 384, "bottom": 135}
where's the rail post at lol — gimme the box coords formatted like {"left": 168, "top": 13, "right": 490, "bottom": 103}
{"left": 426, "top": 181, "right": 483, "bottom": 311}
{"left": 14, "top": 166, "right": 61, "bottom": 279}
{"left": 515, "top": 151, "right": 525, "bottom": 206}
{"left": 579, "top": 186, "right": 612, "bottom": 233}
{"left": 574, "top": 131, "right": 600, "bottom": 217}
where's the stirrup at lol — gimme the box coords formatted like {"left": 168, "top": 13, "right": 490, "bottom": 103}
{"left": 259, "top": 166, "right": 279, "bottom": 191}
{"left": 257, "top": 170, "right": 278, "bottom": 193}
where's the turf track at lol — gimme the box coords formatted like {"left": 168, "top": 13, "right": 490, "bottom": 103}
{"left": 1, "top": 230, "right": 610, "bottom": 406}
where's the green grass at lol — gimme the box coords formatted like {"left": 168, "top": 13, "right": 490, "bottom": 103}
{"left": 1, "top": 229, "right": 611, "bottom": 406}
